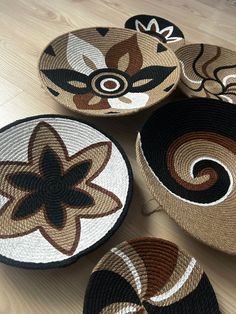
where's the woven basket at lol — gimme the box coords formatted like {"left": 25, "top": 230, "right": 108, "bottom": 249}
{"left": 176, "top": 43, "right": 236, "bottom": 104}
{"left": 83, "top": 237, "right": 220, "bottom": 313}
{"left": 38, "top": 27, "right": 180, "bottom": 117}
{"left": 125, "top": 15, "right": 185, "bottom": 51}
{"left": 0, "top": 115, "right": 132, "bottom": 269}
{"left": 136, "top": 98, "right": 236, "bottom": 255}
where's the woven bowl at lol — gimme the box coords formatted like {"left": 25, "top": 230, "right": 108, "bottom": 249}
{"left": 125, "top": 15, "right": 185, "bottom": 51}
{"left": 83, "top": 237, "right": 220, "bottom": 313}
{"left": 137, "top": 98, "right": 236, "bottom": 255}
{"left": 0, "top": 115, "right": 132, "bottom": 269}
{"left": 176, "top": 43, "right": 236, "bottom": 104}
{"left": 38, "top": 27, "right": 180, "bottom": 117}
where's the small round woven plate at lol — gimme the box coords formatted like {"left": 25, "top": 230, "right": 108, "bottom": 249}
{"left": 137, "top": 98, "right": 236, "bottom": 254}
{"left": 0, "top": 115, "right": 132, "bottom": 269}
{"left": 125, "top": 15, "right": 185, "bottom": 51}
{"left": 83, "top": 237, "right": 220, "bottom": 313}
{"left": 38, "top": 27, "right": 180, "bottom": 117}
{"left": 176, "top": 43, "right": 236, "bottom": 104}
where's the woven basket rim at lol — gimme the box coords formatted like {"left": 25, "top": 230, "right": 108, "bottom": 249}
{"left": 176, "top": 42, "right": 236, "bottom": 55}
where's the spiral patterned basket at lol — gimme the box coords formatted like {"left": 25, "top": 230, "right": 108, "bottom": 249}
{"left": 125, "top": 15, "right": 185, "bottom": 51}
{"left": 137, "top": 98, "right": 236, "bottom": 254}
{"left": 83, "top": 237, "right": 220, "bottom": 313}
{"left": 0, "top": 115, "right": 132, "bottom": 269}
{"left": 38, "top": 27, "right": 180, "bottom": 117}
{"left": 176, "top": 43, "right": 236, "bottom": 104}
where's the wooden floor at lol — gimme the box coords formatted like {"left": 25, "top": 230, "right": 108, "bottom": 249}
{"left": 0, "top": 0, "right": 236, "bottom": 313}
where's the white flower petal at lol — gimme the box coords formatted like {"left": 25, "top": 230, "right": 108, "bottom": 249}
{"left": 108, "top": 92, "right": 149, "bottom": 109}
{"left": 166, "top": 36, "right": 183, "bottom": 43}
{"left": 147, "top": 18, "right": 160, "bottom": 32}
{"left": 135, "top": 19, "right": 148, "bottom": 32}
{"left": 66, "top": 33, "right": 106, "bottom": 75}
{"left": 159, "top": 26, "right": 174, "bottom": 38}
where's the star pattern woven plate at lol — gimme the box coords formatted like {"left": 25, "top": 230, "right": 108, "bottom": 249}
{"left": 38, "top": 27, "right": 180, "bottom": 116}
{"left": 83, "top": 238, "right": 220, "bottom": 313}
{"left": 0, "top": 115, "right": 132, "bottom": 269}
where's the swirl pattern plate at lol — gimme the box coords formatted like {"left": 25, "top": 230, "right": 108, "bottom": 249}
{"left": 83, "top": 238, "right": 220, "bottom": 313}
{"left": 39, "top": 27, "right": 180, "bottom": 116}
{"left": 176, "top": 43, "right": 236, "bottom": 104}
{"left": 0, "top": 115, "right": 132, "bottom": 269}
{"left": 125, "top": 14, "right": 185, "bottom": 51}
{"left": 137, "top": 98, "right": 236, "bottom": 254}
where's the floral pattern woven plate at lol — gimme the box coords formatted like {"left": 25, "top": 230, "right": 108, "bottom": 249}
{"left": 0, "top": 115, "right": 132, "bottom": 269}
{"left": 125, "top": 15, "right": 185, "bottom": 51}
{"left": 38, "top": 27, "right": 180, "bottom": 116}
{"left": 176, "top": 43, "right": 236, "bottom": 104}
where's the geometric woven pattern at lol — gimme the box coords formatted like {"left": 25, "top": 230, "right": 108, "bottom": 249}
{"left": 84, "top": 238, "right": 220, "bottom": 313}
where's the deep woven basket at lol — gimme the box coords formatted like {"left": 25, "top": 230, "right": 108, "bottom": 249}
{"left": 38, "top": 27, "right": 180, "bottom": 117}
{"left": 176, "top": 43, "right": 236, "bottom": 104}
{"left": 125, "top": 15, "right": 185, "bottom": 51}
{"left": 136, "top": 98, "right": 236, "bottom": 255}
{"left": 83, "top": 237, "right": 220, "bottom": 313}
{"left": 0, "top": 115, "right": 132, "bottom": 269}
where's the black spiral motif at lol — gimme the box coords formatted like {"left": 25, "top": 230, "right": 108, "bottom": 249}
{"left": 139, "top": 98, "right": 236, "bottom": 205}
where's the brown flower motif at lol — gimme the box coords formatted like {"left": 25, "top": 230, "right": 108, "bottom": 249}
{"left": 0, "top": 122, "right": 122, "bottom": 255}
{"left": 41, "top": 32, "right": 176, "bottom": 110}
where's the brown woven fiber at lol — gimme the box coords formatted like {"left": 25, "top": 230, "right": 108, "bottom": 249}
{"left": 176, "top": 43, "right": 236, "bottom": 104}
{"left": 83, "top": 237, "right": 220, "bottom": 313}
{"left": 38, "top": 27, "right": 180, "bottom": 117}
{"left": 125, "top": 15, "right": 185, "bottom": 51}
{"left": 136, "top": 98, "right": 236, "bottom": 255}
{"left": 0, "top": 115, "right": 132, "bottom": 269}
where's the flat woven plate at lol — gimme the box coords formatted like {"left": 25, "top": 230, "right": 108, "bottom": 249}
{"left": 137, "top": 98, "right": 236, "bottom": 255}
{"left": 0, "top": 115, "right": 132, "bottom": 269}
{"left": 38, "top": 27, "right": 180, "bottom": 117}
{"left": 125, "top": 15, "right": 185, "bottom": 51}
{"left": 83, "top": 237, "right": 220, "bottom": 313}
{"left": 176, "top": 43, "right": 236, "bottom": 104}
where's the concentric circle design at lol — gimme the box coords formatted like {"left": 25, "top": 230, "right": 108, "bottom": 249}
{"left": 137, "top": 98, "right": 236, "bottom": 254}
{"left": 38, "top": 27, "right": 180, "bottom": 116}
{"left": 176, "top": 43, "right": 236, "bottom": 104}
{"left": 0, "top": 115, "right": 133, "bottom": 269}
{"left": 125, "top": 15, "right": 185, "bottom": 51}
{"left": 100, "top": 78, "right": 120, "bottom": 92}
{"left": 83, "top": 238, "right": 220, "bottom": 313}
{"left": 89, "top": 69, "right": 129, "bottom": 97}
